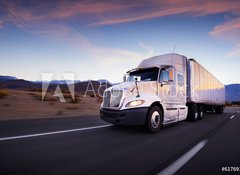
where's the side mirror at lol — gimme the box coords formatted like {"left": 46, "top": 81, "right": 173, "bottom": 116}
{"left": 160, "top": 68, "right": 172, "bottom": 87}
{"left": 161, "top": 70, "right": 169, "bottom": 83}
{"left": 160, "top": 71, "right": 169, "bottom": 87}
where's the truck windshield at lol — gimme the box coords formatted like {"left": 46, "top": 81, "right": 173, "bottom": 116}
{"left": 127, "top": 68, "right": 159, "bottom": 82}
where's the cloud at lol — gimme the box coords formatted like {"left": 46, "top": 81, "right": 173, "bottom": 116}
{"left": 1, "top": 0, "right": 133, "bottom": 24}
{"left": 27, "top": 23, "right": 144, "bottom": 67}
{"left": 2, "top": 0, "right": 240, "bottom": 28}
{"left": 226, "top": 44, "right": 240, "bottom": 58}
{"left": 1, "top": 0, "right": 240, "bottom": 59}
{"left": 88, "top": 0, "right": 240, "bottom": 27}
{"left": 73, "top": 32, "right": 144, "bottom": 64}
{"left": 49, "top": 1, "right": 133, "bottom": 19}
{"left": 0, "top": 1, "right": 150, "bottom": 61}
{"left": 209, "top": 17, "right": 240, "bottom": 58}
{"left": 139, "top": 42, "right": 154, "bottom": 58}
{"left": 209, "top": 17, "right": 240, "bottom": 42}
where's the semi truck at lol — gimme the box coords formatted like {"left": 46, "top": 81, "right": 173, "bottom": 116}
{"left": 100, "top": 53, "right": 225, "bottom": 132}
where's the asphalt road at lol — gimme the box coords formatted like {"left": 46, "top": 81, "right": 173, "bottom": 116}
{"left": 0, "top": 107, "right": 239, "bottom": 175}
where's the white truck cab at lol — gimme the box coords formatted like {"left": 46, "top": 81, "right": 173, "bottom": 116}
{"left": 100, "top": 53, "right": 225, "bottom": 132}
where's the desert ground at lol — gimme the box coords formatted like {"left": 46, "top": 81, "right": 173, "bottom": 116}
{"left": 0, "top": 89, "right": 102, "bottom": 120}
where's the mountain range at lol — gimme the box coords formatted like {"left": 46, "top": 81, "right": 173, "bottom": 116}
{"left": 225, "top": 84, "right": 240, "bottom": 102}
{"left": 0, "top": 76, "right": 239, "bottom": 102}
{"left": 0, "top": 76, "right": 112, "bottom": 96}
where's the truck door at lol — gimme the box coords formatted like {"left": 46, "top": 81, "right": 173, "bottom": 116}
{"left": 158, "top": 68, "right": 178, "bottom": 122}
{"left": 176, "top": 73, "right": 187, "bottom": 121}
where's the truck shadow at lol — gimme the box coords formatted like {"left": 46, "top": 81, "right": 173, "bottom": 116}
{"left": 105, "top": 111, "right": 227, "bottom": 134}
{"left": 107, "top": 122, "right": 183, "bottom": 135}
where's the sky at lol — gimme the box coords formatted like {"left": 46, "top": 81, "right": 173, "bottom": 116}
{"left": 0, "top": 0, "right": 240, "bottom": 84}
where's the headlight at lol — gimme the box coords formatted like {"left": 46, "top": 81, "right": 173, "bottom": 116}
{"left": 125, "top": 100, "right": 145, "bottom": 107}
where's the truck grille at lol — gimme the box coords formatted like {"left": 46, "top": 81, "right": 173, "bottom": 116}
{"left": 103, "top": 90, "right": 123, "bottom": 108}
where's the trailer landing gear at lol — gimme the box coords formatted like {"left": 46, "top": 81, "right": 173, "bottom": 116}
{"left": 187, "top": 104, "right": 205, "bottom": 121}
{"left": 215, "top": 105, "right": 224, "bottom": 114}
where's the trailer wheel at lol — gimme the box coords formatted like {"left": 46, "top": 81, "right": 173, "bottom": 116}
{"left": 146, "top": 106, "right": 162, "bottom": 133}
{"left": 198, "top": 105, "right": 204, "bottom": 120}
{"left": 187, "top": 104, "right": 198, "bottom": 121}
{"left": 215, "top": 106, "right": 224, "bottom": 114}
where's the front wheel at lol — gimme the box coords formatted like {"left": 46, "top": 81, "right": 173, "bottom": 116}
{"left": 146, "top": 106, "right": 162, "bottom": 133}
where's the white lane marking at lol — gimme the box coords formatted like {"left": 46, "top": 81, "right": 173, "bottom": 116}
{"left": 158, "top": 140, "right": 208, "bottom": 175}
{"left": 230, "top": 115, "right": 235, "bottom": 119}
{"left": 0, "top": 124, "right": 112, "bottom": 141}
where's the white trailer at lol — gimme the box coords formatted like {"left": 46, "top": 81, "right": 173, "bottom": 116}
{"left": 187, "top": 59, "right": 225, "bottom": 120}
{"left": 100, "top": 53, "right": 225, "bottom": 132}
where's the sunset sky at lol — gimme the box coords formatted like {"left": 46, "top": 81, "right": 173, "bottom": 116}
{"left": 0, "top": 0, "right": 240, "bottom": 84}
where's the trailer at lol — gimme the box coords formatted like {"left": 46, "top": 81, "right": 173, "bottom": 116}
{"left": 100, "top": 53, "right": 225, "bottom": 132}
{"left": 187, "top": 59, "right": 225, "bottom": 120}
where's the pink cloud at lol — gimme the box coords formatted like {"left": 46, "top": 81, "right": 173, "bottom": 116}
{"left": 88, "top": 5, "right": 194, "bottom": 27}
{"left": 209, "top": 17, "right": 240, "bottom": 58}
{"left": 2, "top": 0, "right": 240, "bottom": 28}
{"left": 2, "top": 1, "right": 134, "bottom": 23}
{"left": 2, "top": 0, "right": 240, "bottom": 58}
{"left": 88, "top": 0, "right": 240, "bottom": 27}
{"left": 209, "top": 17, "right": 240, "bottom": 37}
{"left": 50, "top": 1, "right": 133, "bottom": 19}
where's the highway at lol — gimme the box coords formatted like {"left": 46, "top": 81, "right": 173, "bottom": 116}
{"left": 0, "top": 107, "right": 239, "bottom": 175}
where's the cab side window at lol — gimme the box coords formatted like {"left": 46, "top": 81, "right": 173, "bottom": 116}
{"left": 177, "top": 74, "right": 184, "bottom": 86}
{"left": 159, "top": 69, "right": 169, "bottom": 83}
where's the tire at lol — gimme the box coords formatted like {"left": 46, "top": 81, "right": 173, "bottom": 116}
{"left": 215, "top": 106, "right": 224, "bottom": 114}
{"left": 198, "top": 105, "right": 205, "bottom": 120}
{"left": 146, "top": 106, "right": 162, "bottom": 133}
{"left": 187, "top": 104, "right": 198, "bottom": 121}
